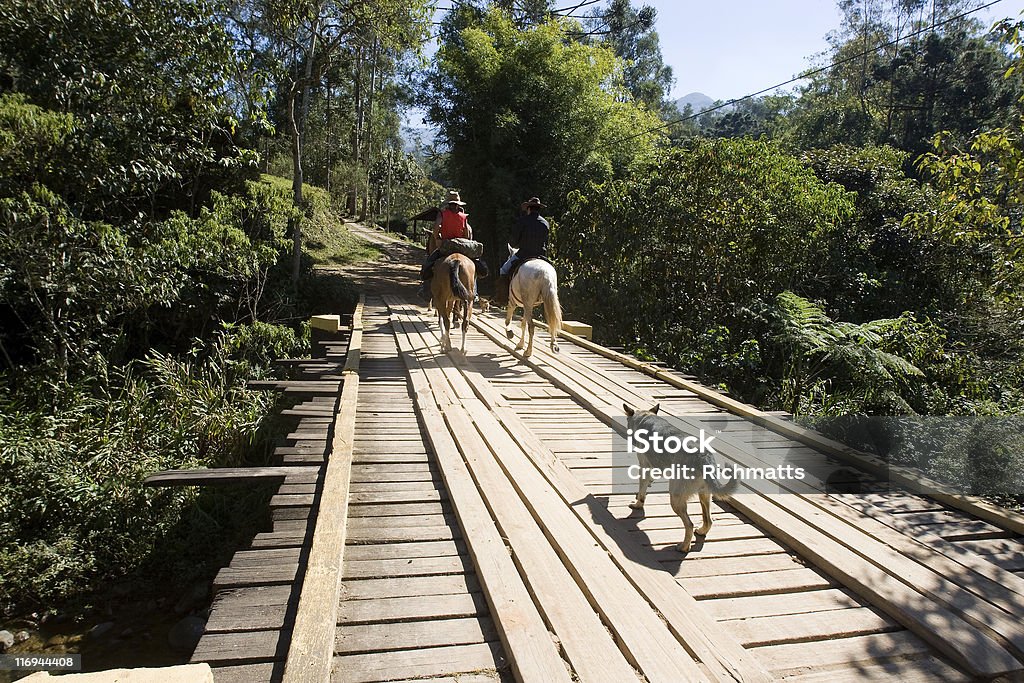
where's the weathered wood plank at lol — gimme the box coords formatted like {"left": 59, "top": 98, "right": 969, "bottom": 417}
{"left": 282, "top": 296, "right": 362, "bottom": 683}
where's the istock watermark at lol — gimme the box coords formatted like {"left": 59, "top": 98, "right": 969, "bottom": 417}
{"left": 626, "top": 427, "right": 717, "bottom": 455}
{"left": 605, "top": 413, "right": 1024, "bottom": 498}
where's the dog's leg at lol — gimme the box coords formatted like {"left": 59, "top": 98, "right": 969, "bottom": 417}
{"left": 697, "top": 488, "right": 713, "bottom": 536}
{"left": 671, "top": 492, "right": 695, "bottom": 553}
{"left": 629, "top": 472, "right": 653, "bottom": 509}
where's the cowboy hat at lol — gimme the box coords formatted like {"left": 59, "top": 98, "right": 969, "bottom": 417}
{"left": 445, "top": 190, "right": 466, "bottom": 206}
{"left": 522, "top": 196, "right": 546, "bottom": 209}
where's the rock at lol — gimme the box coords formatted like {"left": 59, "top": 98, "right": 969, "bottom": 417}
{"left": 174, "top": 582, "right": 210, "bottom": 615}
{"left": 168, "top": 616, "right": 205, "bottom": 654}
{"left": 0, "top": 630, "right": 14, "bottom": 651}
{"left": 14, "top": 630, "right": 30, "bottom": 643}
{"left": 86, "top": 621, "right": 115, "bottom": 641}
{"left": 119, "top": 626, "right": 134, "bottom": 638}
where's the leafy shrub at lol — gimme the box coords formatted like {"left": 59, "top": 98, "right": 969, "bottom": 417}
{"left": 0, "top": 322, "right": 303, "bottom": 609}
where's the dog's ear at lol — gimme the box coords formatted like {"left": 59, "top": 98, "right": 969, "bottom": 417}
{"left": 651, "top": 403, "right": 661, "bottom": 414}
{"left": 623, "top": 403, "right": 634, "bottom": 417}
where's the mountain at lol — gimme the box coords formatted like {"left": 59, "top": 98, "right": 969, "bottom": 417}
{"left": 674, "top": 92, "right": 715, "bottom": 114}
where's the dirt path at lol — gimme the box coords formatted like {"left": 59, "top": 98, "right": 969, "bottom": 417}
{"left": 320, "top": 222, "right": 426, "bottom": 301}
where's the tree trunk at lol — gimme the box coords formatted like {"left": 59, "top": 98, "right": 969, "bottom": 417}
{"left": 360, "top": 35, "right": 379, "bottom": 222}
{"left": 348, "top": 45, "right": 363, "bottom": 216}
{"left": 291, "top": 22, "right": 319, "bottom": 287}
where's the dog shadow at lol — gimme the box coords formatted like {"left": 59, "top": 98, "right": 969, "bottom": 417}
{"left": 590, "top": 494, "right": 707, "bottom": 571}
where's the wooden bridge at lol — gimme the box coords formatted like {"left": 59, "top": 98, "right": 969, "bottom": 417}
{"left": 160, "top": 228, "right": 1024, "bottom": 683}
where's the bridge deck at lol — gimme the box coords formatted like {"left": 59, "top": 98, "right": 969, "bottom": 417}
{"left": 190, "top": 228, "right": 1024, "bottom": 682}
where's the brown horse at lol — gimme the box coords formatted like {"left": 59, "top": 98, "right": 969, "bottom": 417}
{"left": 431, "top": 253, "right": 475, "bottom": 353}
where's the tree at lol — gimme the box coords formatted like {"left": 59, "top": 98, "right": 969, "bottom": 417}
{"left": 786, "top": 0, "right": 1016, "bottom": 153}
{"left": 422, "top": 7, "right": 662, "bottom": 266}
{"left": 222, "top": 0, "right": 430, "bottom": 284}
{"left": 582, "top": 0, "right": 674, "bottom": 116}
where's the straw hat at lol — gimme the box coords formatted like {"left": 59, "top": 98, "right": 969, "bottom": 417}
{"left": 445, "top": 190, "right": 466, "bottom": 206}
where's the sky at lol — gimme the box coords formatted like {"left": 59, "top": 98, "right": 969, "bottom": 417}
{"left": 643, "top": 0, "right": 1024, "bottom": 102}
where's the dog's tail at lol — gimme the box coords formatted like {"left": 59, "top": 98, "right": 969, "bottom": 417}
{"left": 448, "top": 257, "right": 472, "bottom": 302}
{"left": 709, "top": 468, "right": 740, "bottom": 499}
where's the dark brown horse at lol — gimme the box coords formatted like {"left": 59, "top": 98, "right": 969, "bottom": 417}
{"left": 431, "top": 253, "right": 475, "bottom": 353}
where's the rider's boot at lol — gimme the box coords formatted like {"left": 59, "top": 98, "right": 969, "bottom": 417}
{"left": 494, "top": 274, "right": 510, "bottom": 306}
{"left": 417, "top": 278, "right": 431, "bottom": 302}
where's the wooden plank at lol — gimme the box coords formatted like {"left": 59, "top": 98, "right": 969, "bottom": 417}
{"left": 144, "top": 466, "right": 320, "bottom": 487}
{"left": 341, "top": 574, "right": 481, "bottom": 601}
{"left": 335, "top": 616, "right": 496, "bottom": 654}
{"left": 387, "top": 307, "right": 576, "bottom": 683}
{"left": 752, "top": 631, "right": 932, "bottom": 677}
{"left": 344, "top": 540, "right": 464, "bottom": 561}
{"left": 332, "top": 642, "right": 505, "bottom": 683}
{"left": 727, "top": 607, "right": 896, "bottom": 647}
{"left": 247, "top": 380, "right": 343, "bottom": 395}
{"left": 337, "top": 592, "right": 488, "bottom": 625}
{"left": 703, "top": 589, "right": 863, "bottom": 621}
{"left": 191, "top": 630, "right": 285, "bottom": 665}
{"left": 282, "top": 296, "right": 362, "bottom": 683}
{"left": 679, "top": 567, "right": 833, "bottom": 600}
{"left": 342, "top": 554, "right": 468, "bottom": 579}
{"left": 516, "top": 314, "right": 1024, "bottom": 537}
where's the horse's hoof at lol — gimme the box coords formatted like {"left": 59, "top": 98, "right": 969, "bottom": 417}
{"left": 551, "top": 343, "right": 560, "bottom": 353}
{"left": 506, "top": 329, "right": 514, "bottom": 340}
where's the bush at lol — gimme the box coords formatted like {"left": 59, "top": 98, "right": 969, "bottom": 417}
{"left": 0, "top": 322, "right": 305, "bottom": 609}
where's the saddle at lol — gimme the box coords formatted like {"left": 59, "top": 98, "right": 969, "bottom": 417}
{"left": 509, "top": 255, "right": 551, "bottom": 280}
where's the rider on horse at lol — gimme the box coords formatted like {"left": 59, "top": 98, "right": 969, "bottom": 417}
{"left": 418, "top": 191, "right": 487, "bottom": 300}
{"left": 494, "top": 196, "right": 549, "bottom": 306}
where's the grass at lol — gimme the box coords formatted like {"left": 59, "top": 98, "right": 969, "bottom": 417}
{"left": 257, "top": 174, "right": 382, "bottom": 267}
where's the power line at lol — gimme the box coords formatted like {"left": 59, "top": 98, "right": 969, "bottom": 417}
{"left": 593, "top": 0, "right": 1005, "bottom": 149}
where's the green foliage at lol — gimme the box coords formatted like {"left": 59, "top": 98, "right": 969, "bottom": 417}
{"left": 762, "top": 291, "right": 923, "bottom": 414}
{"left": 784, "top": 1, "right": 1017, "bottom": 154}
{"left": 424, "top": 7, "right": 662, "bottom": 264}
{"left": 559, "top": 137, "right": 854, "bottom": 349}
{"left": 0, "top": 323, "right": 306, "bottom": 607}
{"left": 0, "top": 0, "right": 255, "bottom": 219}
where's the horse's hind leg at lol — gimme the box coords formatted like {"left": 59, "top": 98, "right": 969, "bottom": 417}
{"left": 460, "top": 297, "right": 471, "bottom": 352}
{"left": 524, "top": 305, "right": 537, "bottom": 357}
{"left": 515, "top": 305, "right": 529, "bottom": 352}
{"left": 505, "top": 303, "right": 515, "bottom": 340}
{"left": 438, "top": 302, "right": 451, "bottom": 352}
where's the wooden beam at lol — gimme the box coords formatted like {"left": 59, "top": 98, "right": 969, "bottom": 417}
{"left": 282, "top": 296, "right": 363, "bottom": 683}
{"left": 510, "top": 313, "right": 1024, "bottom": 536}
{"left": 467, "top": 313, "right": 1023, "bottom": 678}
{"left": 144, "top": 467, "right": 320, "bottom": 487}
{"left": 387, "top": 307, "right": 581, "bottom": 683}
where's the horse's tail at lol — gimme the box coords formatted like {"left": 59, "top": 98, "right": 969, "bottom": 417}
{"left": 448, "top": 257, "right": 472, "bottom": 302}
{"left": 542, "top": 270, "right": 562, "bottom": 340}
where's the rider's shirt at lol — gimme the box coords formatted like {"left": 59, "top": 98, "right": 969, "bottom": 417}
{"left": 439, "top": 209, "right": 469, "bottom": 240}
{"left": 510, "top": 213, "right": 549, "bottom": 259}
